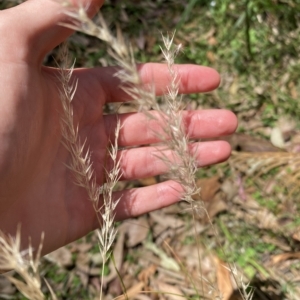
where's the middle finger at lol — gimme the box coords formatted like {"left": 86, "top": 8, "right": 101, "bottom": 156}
{"left": 104, "top": 109, "right": 237, "bottom": 147}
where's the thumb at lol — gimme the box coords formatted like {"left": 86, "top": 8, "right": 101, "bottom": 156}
{"left": 2, "top": 0, "right": 104, "bottom": 65}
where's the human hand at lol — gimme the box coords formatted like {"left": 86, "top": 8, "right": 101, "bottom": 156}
{"left": 0, "top": 0, "right": 237, "bottom": 255}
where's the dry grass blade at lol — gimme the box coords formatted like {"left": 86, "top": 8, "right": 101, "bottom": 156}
{"left": 230, "top": 151, "right": 300, "bottom": 197}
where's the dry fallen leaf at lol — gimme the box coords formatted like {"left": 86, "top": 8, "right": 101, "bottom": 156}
{"left": 138, "top": 264, "right": 157, "bottom": 284}
{"left": 214, "top": 256, "right": 234, "bottom": 300}
{"left": 116, "top": 282, "right": 144, "bottom": 300}
{"left": 194, "top": 175, "right": 220, "bottom": 202}
{"left": 155, "top": 282, "right": 183, "bottom": 300}
{"left": 292, "top": 227, "right": 300, "bottom": 241}
{"left": 206, "top": 51, "right": 216, "bottom": 63}
{"left": 271, "top": 252, "right": 300, "bottom": 264}
{"left": 45, "top": 246, "right": 73, "bottom": 267}
{"left": 208, "top": 36, "right": 217, "bottom": 46}
{"left": 205, "top": 194, "right": 227, "bottom": 220}
{"left": 73, "top": 242, "right": 92, "bottom": 253}
{"left": 150, "top": 211, "right": 184, "bottom": 229}
{"left": 193, "top": 176, "right": 227, "bottom": 220}
{"left": 123, "top": 217, "right": 149, "bottom": 248}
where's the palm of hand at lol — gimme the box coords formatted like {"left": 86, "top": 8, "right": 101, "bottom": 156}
{"left": 0, "top": 59, "right": 108, "bottom": 253}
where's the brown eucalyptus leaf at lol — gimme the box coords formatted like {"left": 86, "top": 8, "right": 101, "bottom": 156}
{"left": 138, "top": 264, "right": 157, "bottom": 284}
{"left": 271, "top": 252, "right": 300, "bottom": 264}
{"left": 124, "top": 217, "right": 149, "bottom": 248}
{"left": 206, "top": 51, "right": 216, "bottom": 63}
{"left": 155, "top": 282, "right": 183, "bottom": 300}
{"left": 117, "top": 282, "right": 144, "bottom": 300}
{"left": 221, "top": 179, "right": 238, "bottom": 202}
{"left": 74, "top": 243, "right": 93, "bottom": 253}
{"left": 76, "top": 252, "right": 90, "bottom": 273}
{"left": 194, "top": 175, "right": 221, "bottom": 202}
{"left": 150, "top": 211, "right": 184, "bottom": 229}
{"left": 255, "top": 209, "right": 279, "bottom": 230}
{"left": 205, "top": 194, "right": 227, "bottom": 220}
{"left": 292, "top": 227, "right": 300, "bottom": 242}
{"left": 177, "top": 244, "right": 204, "bottom": 273}
{"left": 214, "top": 256, "right": 234, "bottom": 300}
{"left": 46, "top": 246, "right": 73, "bottom": 267}
{"left": 208, "top": 36, "right": 217, "bottom": 46}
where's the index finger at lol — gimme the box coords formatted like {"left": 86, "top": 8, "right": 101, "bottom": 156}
{"left": 73, "top": 63, "right": 220, "bottom": 103}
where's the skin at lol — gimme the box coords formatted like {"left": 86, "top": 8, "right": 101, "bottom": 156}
{"left": 0, "top": 0, "right": 237, "bottom": 255}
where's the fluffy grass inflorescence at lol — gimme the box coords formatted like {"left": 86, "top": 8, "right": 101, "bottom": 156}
{"left": 158, "top": 33, "right": 200, "bottom": 204}
{"left": 0, "top": 229, "right": 50, "bottom": 300}
{"left": 57, "top": 42, "right": 122, "bottom": 300}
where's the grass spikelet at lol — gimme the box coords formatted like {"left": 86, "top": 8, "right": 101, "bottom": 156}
{"left": 0, "top": 228, "right": 49, "bottom": 300}
{"left": 158, "top": 32, "right": 200, "bottom": 204}
{"left": 57, "top": 43, "right": 102, "bottom": 214}
{"left": 57, "top": 42, "right": 122, "bottom": 299}
{"left": 97, "top": 119, "right": 122, "bottom": 300}
{"left": 59, "top": 1, "right": 158, "bottom": 111}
